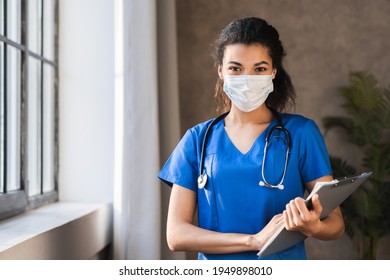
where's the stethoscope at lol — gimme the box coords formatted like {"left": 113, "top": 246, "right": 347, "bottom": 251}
{"left": 197, "top": 109, "right": 291, "bottom": 190}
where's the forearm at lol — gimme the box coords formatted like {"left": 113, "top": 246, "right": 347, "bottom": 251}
{"left": 167, "top": 222, "right": 260, "bottom": 254}
{"left": 311, "top": 209, "right": 345, "bottom": 240}
{"left": 167, "top": 184, "right": 283, "bottom": 254}
{"left": 167, "top": 213, "right": 284, "bottom": 254}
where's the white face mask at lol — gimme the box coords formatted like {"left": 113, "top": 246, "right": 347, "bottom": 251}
{"left": 223, "top": 75, "right": 274, "bottom": 112}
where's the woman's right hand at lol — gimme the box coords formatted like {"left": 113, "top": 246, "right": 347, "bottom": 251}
{"left": 251, "top": 214, "right": 285, "bottom": 250}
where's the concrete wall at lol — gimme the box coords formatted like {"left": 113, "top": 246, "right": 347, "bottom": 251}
{"left": 174, "top": 0, "right": 390, "bottom": 259}
{"left": 175, "top": 0, "right": 390, "bottom": 162}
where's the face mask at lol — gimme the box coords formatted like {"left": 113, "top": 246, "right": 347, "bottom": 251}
{"left": 223, "top": 75, "right": 274, "bottom": 112}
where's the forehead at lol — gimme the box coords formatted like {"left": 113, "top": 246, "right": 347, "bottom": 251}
{"left": 223, "top": 43, "right": 272, "bottom": 63}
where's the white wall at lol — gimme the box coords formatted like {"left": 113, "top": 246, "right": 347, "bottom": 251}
{"left": 59, "top": 0, "right": 115, "bottom": 203}
{"left": 59, "top": 0, "right": 164, "bottom": 260}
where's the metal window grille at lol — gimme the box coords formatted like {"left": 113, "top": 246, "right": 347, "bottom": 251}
{"left": 0, "top": 0, "right": 58, "bottom": 220}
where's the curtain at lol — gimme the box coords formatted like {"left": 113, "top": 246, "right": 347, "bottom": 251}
{"left": 113, "top": 0, "right": 161, "bottom": 260}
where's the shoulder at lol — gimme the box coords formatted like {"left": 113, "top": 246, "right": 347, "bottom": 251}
{"left": 280, "top": 113, "right": 320, "bottom": 132}
{"left": 177, "top": 117, "right": 218, "bottom": 153}
{"left": 281, "top": 113, "right": 311, "bottom": 125}
{"left": 186, "top": 117, "right": 219, "bottom": 140}
{"left": 280, "top": 113, "right": 325, "bottom": 143}
{"left": 188, "top": 118, "right": 215, "bottom": 134}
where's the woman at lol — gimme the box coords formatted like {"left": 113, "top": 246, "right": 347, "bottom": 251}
{"left": 158, "top": 17, "right": 344, "bottom": 260}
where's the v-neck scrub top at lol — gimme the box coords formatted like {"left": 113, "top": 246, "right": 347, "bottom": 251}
{"left": 158, "top": 113, "right": 332, "bottom": 260}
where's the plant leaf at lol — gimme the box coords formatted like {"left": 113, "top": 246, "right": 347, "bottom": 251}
{"left": 329, "top": 156, "right": 356, "bottom": 178}
{"left": 340, "top": 72, "right": 382, "bottom": 115}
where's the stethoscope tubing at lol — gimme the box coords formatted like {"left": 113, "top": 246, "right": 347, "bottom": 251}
{"left": 260, "top": 125, "right": 291, "bottom": 190}
{"left": 198, "top": 112, "right": 229, "bottom": 189}
{"left": 197, "top": 109, "right": 291, "bottom": 190}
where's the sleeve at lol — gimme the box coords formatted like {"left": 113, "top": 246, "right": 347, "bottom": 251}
{"left": 157, "top": 129, "right": 199, "bottom": 192}
{"left": 299, "top": 119, "right": 332, "bottom": 183}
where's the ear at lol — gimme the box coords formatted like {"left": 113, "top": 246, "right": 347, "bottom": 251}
{"left": 218, "top": 65, "right": 223, "bottom": 80}
{"left": 272, "top": 68, "right": 277, "bottom": 79}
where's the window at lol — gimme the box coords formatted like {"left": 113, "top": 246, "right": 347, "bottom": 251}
{"left": 0, "top": 0, "right": 58, "bottom": 220}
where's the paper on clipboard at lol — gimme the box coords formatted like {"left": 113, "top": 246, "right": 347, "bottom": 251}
{"left": 257, "top": 172, "right": 372, "bottom": 257}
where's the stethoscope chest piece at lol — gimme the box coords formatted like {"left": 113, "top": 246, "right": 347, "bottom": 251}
{"left": 196, "top": 110, "right": 291, "bottom": 190}
{"left": 198, "top": 173, "right": 208, "bottom": 189}
{"left": 197, "top": 112, "right": 229, "bottom": 190}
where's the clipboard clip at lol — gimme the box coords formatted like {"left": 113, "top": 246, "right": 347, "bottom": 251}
{"left": 333, "top": 178, "right": 355, "bottom": 188}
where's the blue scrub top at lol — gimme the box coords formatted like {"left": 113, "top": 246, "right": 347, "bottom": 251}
{"left": 158, "top": 113, "right": 332, "bottom": 260}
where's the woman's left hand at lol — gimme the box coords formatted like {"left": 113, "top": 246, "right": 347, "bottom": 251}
{"left": 283, "top": 194, "right": 323, "bottom": 237}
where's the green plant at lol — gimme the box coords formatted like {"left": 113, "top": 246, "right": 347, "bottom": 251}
{"left": 322, "top": 71, "right": 390, "bottom": 259}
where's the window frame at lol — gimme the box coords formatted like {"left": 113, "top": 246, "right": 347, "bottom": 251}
{"left": 0, "top": 0, "right": 59, "bottom": 220}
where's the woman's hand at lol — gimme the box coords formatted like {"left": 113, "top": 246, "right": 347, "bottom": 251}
{"left": 284, "top": 175, "right": 345, "bottom": 240}
{"left": 283, "top": 194, "right": 323, "bottom": 237}
{"left": 251, "top": 214, "right": 285, "bottom": 250}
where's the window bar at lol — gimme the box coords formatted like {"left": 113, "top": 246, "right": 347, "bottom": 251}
{"left": 0, "top": 44, "right": 3, "bottom": 193}
{"left": 20, "top": 0, "right": 27, "bottom": 193}
{"left": 40, "top": 0, "right": 43, "bottom": 194}
{"left": 0, "top": 43, "right": 5, "bottom": 194}
{"left": 0, "top": 0, "right": 2, "bottom": 192}
{"left": 54, "top": 0, "right": 58, "bottom": 191}
{"left": 2, "top": 0, "right": 7, "bottom": 194}
{"left": 0, "top": 0, "right": 58, "bottom": 217}
{"left": 0, "top": 35, "right": 56, "bottom": 67}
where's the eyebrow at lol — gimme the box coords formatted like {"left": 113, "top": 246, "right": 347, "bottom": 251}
{"left": 227, "top": 61, "right": 270, "bottom": 66}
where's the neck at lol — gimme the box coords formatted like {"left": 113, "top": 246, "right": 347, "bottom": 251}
{"left": 225, "top": 105, "right": 274, "bottom": 126}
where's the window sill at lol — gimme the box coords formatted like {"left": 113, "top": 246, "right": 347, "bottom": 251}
{"left": 0, "top": 202, "right": 112, "bottom": 260}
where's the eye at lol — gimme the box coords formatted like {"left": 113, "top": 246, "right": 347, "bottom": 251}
{"left": 228, "top": 66, "right": 241, "bottom": 72}
{"left": 255, "top": 67, "right": 267, "bottom": 72}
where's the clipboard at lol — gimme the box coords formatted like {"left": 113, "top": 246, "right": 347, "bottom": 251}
{"left": 257, "top": 172, "right": 372, "bottom": 257}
